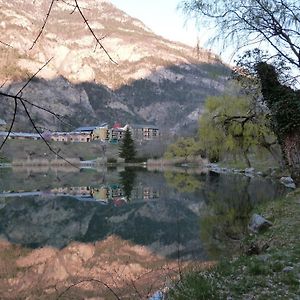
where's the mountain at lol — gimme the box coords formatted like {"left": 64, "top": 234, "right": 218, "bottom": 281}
{"left": 0, "top": 0, "right": 229, "bottom": 133}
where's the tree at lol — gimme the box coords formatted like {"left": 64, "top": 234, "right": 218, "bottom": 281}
{"left": 181, "top": 0, "right": 300, "bottom": 75}
{"left": 0, "top": 0, "right": 116, "bottom": 164}
{"left": 255, "top": 62, "right": 300, "bottom": 184}
{"left": 182, "top": 0, "right": 300, "bottom": 183}
{"left": 119, "top": 128, "right": 136, "bottom": 163}
{"left": 198, "top": 93, "right": 278, "bottom": 167}
{"left": 164, "top": 171, "right": 203, "bottom": 193}
{"left": 164, "top": 137, "right": 201, "bottom": 161}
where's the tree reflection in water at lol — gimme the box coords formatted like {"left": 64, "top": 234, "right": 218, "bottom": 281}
{"left": 119, "top": 167, "right": 137, "bottom": 201}
{"left": 199, "top": 172, "right": 285, "bottom": 259}
{"left": 164, "top": 171, "right": 204, "bottom": 193}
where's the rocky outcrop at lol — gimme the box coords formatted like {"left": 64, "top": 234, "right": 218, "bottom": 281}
{"left": 0, "top": 0, "right": 229, "bottom": 132}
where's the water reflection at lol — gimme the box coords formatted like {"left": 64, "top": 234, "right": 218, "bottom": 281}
{"left": 0, "top": 167, "right": 287, "bottom": 298}
{"left": 0, "top": 168, "right": 286, "bottom": 253}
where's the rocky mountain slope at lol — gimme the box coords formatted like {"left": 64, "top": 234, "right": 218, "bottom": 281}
{"left": 0, "top": 0, "right": 229, "bottom": 132}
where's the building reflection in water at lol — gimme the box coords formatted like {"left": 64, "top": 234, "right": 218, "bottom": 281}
{"left": 49, "top": 183, "right": 160, "bottom": 205}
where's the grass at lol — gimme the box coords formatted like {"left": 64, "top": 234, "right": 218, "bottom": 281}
{"left": 167, "top": 190, "right": 300, "bottom": 299}
{"left": 0, "top": 139, "right": 120, "bottom": 161}
{"left": 168, "top": 272, "right": 218, "bottom": 300}
{"left": 0, "top": 140, "right": 160, "bottom": 163}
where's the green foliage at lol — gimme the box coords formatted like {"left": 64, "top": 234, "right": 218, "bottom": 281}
{"left": 199, "top": 94, "right": 276, "bottom": 165}
{"left": 256, "top": 62, "right": 300, "bottom": 140}
{"left": 119, "top": 128, "right": 136, "bottom": 163}
{"left": 199, "top": 176, "right": 254, "bottom": 258}
{"left": 168, "top": 191, "right": 300, "bottom": 299}
{"left": 107, "top": 157, "right": 117, "bottom": 163}
{"left": 164, "top": 137, "right": 201, "bottom": 160}
{"left": 164, "top": 172, "right": 203, "bottom": 193}
{"left": 168, "top": 271, "right": 219, "bottom": 300}
{"left": 0, "top": 154, "right": 10, "bottom": 163}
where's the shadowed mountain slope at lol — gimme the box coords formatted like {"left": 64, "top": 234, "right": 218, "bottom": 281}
{"left": 0, "top": 0, "right": 229, "bottom": 132}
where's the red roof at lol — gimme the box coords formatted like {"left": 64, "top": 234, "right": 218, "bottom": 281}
{"left": 113, "top": 122, "right": 121, "bottom": 129}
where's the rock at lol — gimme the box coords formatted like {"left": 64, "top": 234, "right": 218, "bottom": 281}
{"left": 245, "top": 242, "right": 260, "bottom": 255}
{"left": 248, "top": 214, "right": 273, "bottom": 233}
{"left": 17, "top": 248, "right": 57, "bottom": 268}
{"left": 0, "top": 0, "right": 228, "bottom": 133}
{"left": 149, "top": 290, "right": 164, "bottom": 300}
{"left": 206, "top": 163, "right": 230, "bottom": 174}
{"left": 280, "top": 177, "right": 296, "bottom": 189}
{"left": 206, "top": 163, "right": 219, "bottom": 169}
{"left": 245, "top": 168, "right": 255, "bottom": 174}
{"left": 257, "top": 254, "right": 271, "bottom": 262}
{"left": 245, "top": 240, "right": 270, "bottom": 255}
{"left": 283, "top": 266, "right": 294, "bottom": 272}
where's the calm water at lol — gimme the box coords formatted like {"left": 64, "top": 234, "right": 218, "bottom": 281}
{"left": 0, "top": 166, "right": 287, "bottom": 298}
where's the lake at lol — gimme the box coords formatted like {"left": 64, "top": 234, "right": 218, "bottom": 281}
{"left": 0, "top": 166, "right": 287, "bottom": 299}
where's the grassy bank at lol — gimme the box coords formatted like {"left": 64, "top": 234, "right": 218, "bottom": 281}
{"left": 0, "top": 140, "right": 166, "bottom": 163}
{"left": 0, "top": 140, "right": 114, "bottom": 161}
{"left": 168, "top": 191, "right": 300, "bottom": 299}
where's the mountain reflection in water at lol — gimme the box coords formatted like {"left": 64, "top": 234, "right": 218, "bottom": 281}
{"left": 0, "top": 167, "right": 287, "bottom": 299}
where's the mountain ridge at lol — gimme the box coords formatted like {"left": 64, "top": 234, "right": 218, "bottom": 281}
{"left": 0, "top": 0, "right": 229, "bottom": 133}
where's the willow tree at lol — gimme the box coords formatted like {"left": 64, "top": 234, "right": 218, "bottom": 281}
{"left": 164, "top": 137, "right": 201, "bottom": 161}
{"left": 181, "top": 0, "right": 300, "bottom": 183}
{"left": 199, "top": 94, "right": 278, "bottom": 167}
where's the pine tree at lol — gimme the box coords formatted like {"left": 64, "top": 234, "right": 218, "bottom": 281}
{"left": 119, "top": 128, "right": 136, "bottom": 162}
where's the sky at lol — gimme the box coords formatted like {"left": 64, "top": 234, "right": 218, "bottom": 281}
{"left": 109, "top": 0, "right": 236, "bottom": 63}
{"left": 110, "top": 0, "right": 203, "bottom": 48}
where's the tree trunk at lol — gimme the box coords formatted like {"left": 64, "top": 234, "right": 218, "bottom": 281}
{"left": 263, "top": 143, "right": 285, "bottom": 169}
{"left": 243, "top": 151, "right": 251, "bottom": 168}
{"left": 283, "top": 131, "right": 300, "bottom": 186}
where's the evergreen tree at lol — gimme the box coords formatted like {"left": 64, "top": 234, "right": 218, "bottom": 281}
{"left": 119, "top": 128, "right": 136, "bottom": 162}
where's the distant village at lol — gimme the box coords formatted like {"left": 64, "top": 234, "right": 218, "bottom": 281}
{"left": 0, "top": 118, "right": 160, "bottom": 143}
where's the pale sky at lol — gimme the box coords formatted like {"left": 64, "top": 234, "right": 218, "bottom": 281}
{"left": 109, "top": 0, "right": 236, "bottom": 63}
{"left": 110, "top": 0, "right": 202, "bottom": 47}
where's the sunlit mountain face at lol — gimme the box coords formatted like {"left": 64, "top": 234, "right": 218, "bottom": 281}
{"left": 0, "top": 0, "right": 229, "bottom": 134}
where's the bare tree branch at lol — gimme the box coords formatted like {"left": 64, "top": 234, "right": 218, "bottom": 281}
{"left": 16, "top": 58, "right": 53, "bottom": 96}
{"left": 0, "top": 57, "right": 77, "bottom": 167}
{"left": 0, "top": 99, "right": 17, "bottom": 151}
{"left": 74, "top": 0, "right": 118, "bottom": 64}
{"left": 0, "top": 0, "right": 118, "bottom": 161}
{"left": 19, "top": 97, "right": 79, "bottom": 168}
{"left": 0, "top": 92, "right": 74, "bottom": 129}
{"left": 56, "top": 278, "right": 121, "bottom": 300}
{"left": 0, "top": 40, "right": 13, "bottom": 48}
{"left": 29, "top": 0, "right": 56, "bottom": 50}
